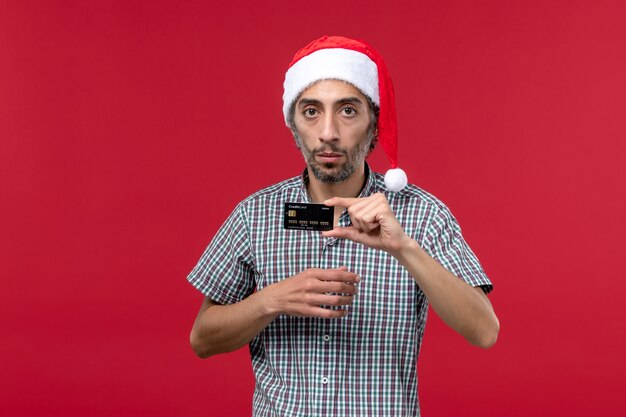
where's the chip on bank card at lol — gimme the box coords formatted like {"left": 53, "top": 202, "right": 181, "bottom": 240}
{"left": 284, "top": 202, "right": 333, "bottom": 231}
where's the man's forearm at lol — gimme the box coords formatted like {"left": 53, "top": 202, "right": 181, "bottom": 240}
{"left": 190, "top": 291, "right": 278, "bottom": 358}
{"left": 392, "top": 239, "right": 499, "bottom": 348}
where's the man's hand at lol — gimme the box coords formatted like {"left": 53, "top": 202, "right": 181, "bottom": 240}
{"left": 266, "top": 267, "right": 360, "bottom": 319}
{"left": 190, "top": 267, "right": 359, "bottom": 358}
{"left": 322, "top": 193, "right": 411, "bottom": 255}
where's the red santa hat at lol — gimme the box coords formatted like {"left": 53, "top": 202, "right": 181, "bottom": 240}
{"left": 282, "top": 35, "right": 408, "bottom": 192}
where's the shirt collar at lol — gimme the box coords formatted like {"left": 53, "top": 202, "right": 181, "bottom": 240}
{"left": 299, "top": 162, "right": 376, "bottom": 202}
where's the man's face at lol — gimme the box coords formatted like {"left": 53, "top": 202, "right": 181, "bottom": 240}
{"left": 292, "top": 79, "right": 375, "bottom": 184}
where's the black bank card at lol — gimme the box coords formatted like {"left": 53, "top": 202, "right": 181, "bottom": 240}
{"left": 284, "top": 202, "right": 333, "bottom": 231}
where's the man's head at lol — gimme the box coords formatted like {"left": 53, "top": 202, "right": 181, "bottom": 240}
{"left": 290, "top": 79, "right": 378, "bottom": 184}
{"left": 282, "top": 35, "right": 408, "bottom": 191}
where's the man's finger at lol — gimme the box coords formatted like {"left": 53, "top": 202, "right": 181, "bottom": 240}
{"left": 314, "top": 294, "right": 356, "bottom": 307}
{"left": 322, "top": 226, "right": 362, "bottom": 242}
{"left": 323, "top": 197, "right": 361, "bottom": 208}
{"left": 313, "top": 267, "right": 360, "bottom": 283}
{"left": 311, "top": 308, "right": 349, "bottom": 319}
{"left": 321, "top": 281, "right": 359, "bottom": 295}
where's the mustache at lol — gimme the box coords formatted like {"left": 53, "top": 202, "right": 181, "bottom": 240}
{"left": 312, "top": 144, "right": 348, "bottom": 155}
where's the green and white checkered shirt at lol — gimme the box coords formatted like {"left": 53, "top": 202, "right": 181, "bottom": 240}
{"left": 188, "top": 165, "right": 492, "bottom": 416}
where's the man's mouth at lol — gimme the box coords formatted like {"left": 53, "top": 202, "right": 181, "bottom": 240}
{"left": 315, "top": 152, "right": 344, "bottom": 163}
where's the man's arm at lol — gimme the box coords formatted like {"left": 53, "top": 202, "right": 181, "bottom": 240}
{"left": 323, "top": 193, "right": 499, "bottom": 349}
{"left": 393, "top": 239, "right": 499, "bottom": 348}
{"left": 190, "top": 267, "right": 360, "bottom": 358}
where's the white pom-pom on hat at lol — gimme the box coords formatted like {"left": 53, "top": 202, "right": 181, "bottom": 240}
{"left": 384, "top": 168, "right": 408, "bottom": 192}
{"left": 283, "top": 35, "right": 408, "bottom": 192}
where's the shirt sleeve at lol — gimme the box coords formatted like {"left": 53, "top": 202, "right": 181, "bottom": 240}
{"left": 424, "top": 204, "right": 493, "bottom": 294}
{"left": 187, "top": 203, "right": 257, "bottom": 304}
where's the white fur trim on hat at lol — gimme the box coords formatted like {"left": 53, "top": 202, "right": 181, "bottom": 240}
{"left": 282, "top": 48, "right": 379, "bottom": 124}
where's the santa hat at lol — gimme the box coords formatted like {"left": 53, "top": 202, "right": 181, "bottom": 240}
{"left": 282, "top": 35, "right": 408, "bottom": 192}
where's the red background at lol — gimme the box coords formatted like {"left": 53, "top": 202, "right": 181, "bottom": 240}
{"left": 2, "top": 1, "right": 625, "bottom": 416}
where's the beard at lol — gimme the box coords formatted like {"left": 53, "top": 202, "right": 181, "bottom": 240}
{"left": 294, "top": 130, "right": 375, "bottom": 184}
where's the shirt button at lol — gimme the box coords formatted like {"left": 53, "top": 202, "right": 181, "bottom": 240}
{"left": 322, "top": 334, "right": 330, "bottom": 342}
{"left": 321, "top": 377, "right": 329, "bottom": 385}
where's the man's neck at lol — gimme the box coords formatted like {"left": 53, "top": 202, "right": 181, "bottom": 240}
{"left": 306, "top": 164, "right": 367, "bottom": 203}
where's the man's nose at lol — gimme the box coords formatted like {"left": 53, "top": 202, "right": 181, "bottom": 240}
{"left": 319, "top": 113, "right": 339, "bottom": 142}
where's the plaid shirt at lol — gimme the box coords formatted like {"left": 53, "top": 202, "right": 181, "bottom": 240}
{"left": 188, "top": 165, "right": 492, "bottom": 416}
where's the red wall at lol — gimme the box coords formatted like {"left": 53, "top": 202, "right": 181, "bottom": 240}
{"left": 2, "top": 1, "right": 625, "bottom": 416}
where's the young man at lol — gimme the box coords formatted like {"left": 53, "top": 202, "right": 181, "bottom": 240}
{"left": 188, "top": 36, "right": 499, "bottom": 416}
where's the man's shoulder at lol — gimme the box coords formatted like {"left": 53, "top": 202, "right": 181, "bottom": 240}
{"left": 371, "top": 171, "right": 448, "bottom": 211}
{"left": 239, "top": 175, "right": 302, "bottom": 207}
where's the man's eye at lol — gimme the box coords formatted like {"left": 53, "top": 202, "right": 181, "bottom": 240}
{"left": 341, "top": 107, "right": 356, "bottom": 116}
{"left": 304, "top": 108, "right": 317, "bottom": 117}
